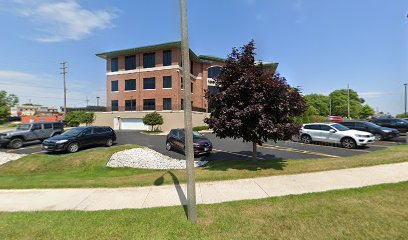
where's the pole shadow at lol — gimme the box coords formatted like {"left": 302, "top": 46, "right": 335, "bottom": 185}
{"left": 154, "top": 171, "right": 188, "bottom": 218}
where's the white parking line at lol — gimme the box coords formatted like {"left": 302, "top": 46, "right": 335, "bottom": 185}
{"left": 212, "top": 148, "right": 265, "bottom": 160}
{"left": 283, "top": 141, "right": 372, "bottom": 153}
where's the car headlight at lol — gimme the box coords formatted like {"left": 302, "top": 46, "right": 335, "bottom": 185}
{"left": 382, "top": 130, "right": 391, "bottom": 133}
{"left": 56, "top": 140, "right": 68, "bottom": 144}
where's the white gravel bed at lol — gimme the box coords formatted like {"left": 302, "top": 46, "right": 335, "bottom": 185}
{"left": 107, "top": 147, "right": 208, "bottom": 170}
{"left": 0, "top": 152, "right": 26, "bottom": 166}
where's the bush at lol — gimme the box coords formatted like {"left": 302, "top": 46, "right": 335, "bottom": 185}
{"left": 143, "top": 112, "right": 163, "bottom": 131}
{"left": 65, "top": 111, "right": 95, "bottom": 127}
{"left": 396, "top": 113, "right": 408, "bottom": 118}
{"left": 193, "top": 125, "right": 210, "bottom": 131}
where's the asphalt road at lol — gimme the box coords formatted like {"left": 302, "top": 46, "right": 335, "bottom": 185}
{"left": 0, "top": 131, "right": 406, "bottom": 160}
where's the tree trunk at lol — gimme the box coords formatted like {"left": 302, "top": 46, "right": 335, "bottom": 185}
{"left": 252, "top": 142, "right": 257, "bottom": 162}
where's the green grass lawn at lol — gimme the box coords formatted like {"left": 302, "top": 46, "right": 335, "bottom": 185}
{"left": 0, "top": 144, "right": 407, "bottom": 189}
{"left": 0, "top": 182, "right": 407, "bottom": 239}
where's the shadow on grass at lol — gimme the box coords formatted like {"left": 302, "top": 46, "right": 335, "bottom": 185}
{"left": 199, "top": 150, "right": 287, "bottom": 171}
{"left": 154, "top": 171, "right": 188, "bottom": 218}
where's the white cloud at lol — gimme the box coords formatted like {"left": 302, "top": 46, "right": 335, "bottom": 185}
{"left": 9, "top": 0, "right": 117, "bottom": 42}
{"left": 0, "top": 69, "right": 105, "bottom": 107}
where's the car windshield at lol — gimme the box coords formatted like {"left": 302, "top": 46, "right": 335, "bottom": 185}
{"left": 331, "top": 123, "right": 349, "bottom": 131}
{"left": 16, "top": 124, "right": 31, "bottom": 130}
{"left": 364, "top": 122, "right": 381, "bottom": 128}
{"left": 192, "top": 131, "right": 204, "bottom": 138}
{"left": 61, "top": 128, "right": 84, "bottom": 137}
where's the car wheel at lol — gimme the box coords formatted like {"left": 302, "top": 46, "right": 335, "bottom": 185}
{"left": 8, "top": 138, "right": 23, "bottom": 149}
{"left": 67, "top": 142, "right": 79, "bottom": 153}
{"left": 166, "top": 141, "right": 172, "bottom": 151}
{"left": 341, "top": 138, "right": 356, "bottom": 149}
{"left": 300, "top": 134, "right": 312, "bottom": 144}
{"left": 105, "top": 138, "right": 113, "bottom": 147}
{"left": 374, "top": 134, "right": 383, "bottom": 141}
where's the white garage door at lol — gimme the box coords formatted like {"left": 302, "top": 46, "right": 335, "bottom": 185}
{"left": 120, "top": 118, "right": 149, "bottom": 130}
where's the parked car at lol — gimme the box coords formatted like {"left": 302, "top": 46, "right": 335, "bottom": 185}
{"left": 42, "top": 126, "right": 116, "bottom": 153}
{"left": 370, "top": 118, "right": 408, "bottom": 133}
{"left": 0, "top": 122, "right": 64, "bottom": 149}
{"left": 166, "top": 129, "right": 213, "bottom": 156}
{"left": 339, "top": 121, "right": 399, "bottom": 141}
{"left": 326, "top": 116, "right": 344, "bottom": 123}
{"left": 300, "top": 123, "right": 375, "bottom": 149}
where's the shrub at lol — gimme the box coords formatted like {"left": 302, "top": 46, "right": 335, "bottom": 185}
{"left": 143, "top": 112, "right": 164, "bottom": 131}
{"left": 65, "top": 111, "right": 94, "bottom": 127}
{"left": 193, "top": 125, "right": 210, "bottom": 131}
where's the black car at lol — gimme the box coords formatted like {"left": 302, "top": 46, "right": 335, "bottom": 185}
{"left": 42, "top": 126, "right": 116, "bottom": 153}
{"left": 370, "top": 118, "right": 408, "bottom": 134}
{"left": 339, "top": 121, "right": 399, "bottom": 141}
{"left": 166, "top": 129, "right": 212, "bottom": 156}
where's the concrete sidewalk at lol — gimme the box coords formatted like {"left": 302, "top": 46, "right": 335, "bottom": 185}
{"left": 0, "top": 162, "right": 407, "bottom": 212}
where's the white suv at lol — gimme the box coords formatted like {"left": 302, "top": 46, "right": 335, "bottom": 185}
{"left": 300, "top": 123, "right": 375, "bottom": 149}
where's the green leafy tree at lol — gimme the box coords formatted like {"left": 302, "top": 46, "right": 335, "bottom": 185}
{"left": 396, "top": 113, "right": 408, "bottom": 118}
{"left": 143, "top": 112, "right": 164, "bottom": 131}
{"left": 329, "top": 89, "right": 364, "bottom": 118}
{"left": 304, "top": 94, "right": 329, "bottom": 116}
{"left": 0, "top": 90, "right": 19, "bottom": 107}
{"left": 0, "top": 106, "right": 10, "bottom": 122}
{"left": 204, "top": 40, "right": 307, "bottom": 161}
{"left": 359, "top": 104, "right": 375, "bottom": 119}
{"left": 0, "top": 90, "right": 19, "bottom": 122}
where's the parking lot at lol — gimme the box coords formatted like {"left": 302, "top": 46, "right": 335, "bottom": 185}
{"left": 0, "top": 131, "right": 406, "bottom": 161}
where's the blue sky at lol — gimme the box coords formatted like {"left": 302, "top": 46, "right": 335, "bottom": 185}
{"left": 0, "top": 0, "right": 407, "bottom": 115}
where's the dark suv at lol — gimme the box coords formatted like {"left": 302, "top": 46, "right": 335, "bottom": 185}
{"left": 42, "top": 126, "right": 116, "bottom": 153}
{"left": 370, "top": 118, "right": 408, "bottom": 133}
{"left": 166, "top": 129, "right": 213, "bottom": 156}
{"left": 0, "top": 122, "right": 64, "bottom": 149}
{"left": 340, "top": 121, "right": 399, "bottom": 141}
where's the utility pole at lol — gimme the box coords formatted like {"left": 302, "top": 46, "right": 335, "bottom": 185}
{"left": 347, "top": 84, "right": 350, "bottom": 119}
{"left": 60, "top": 61, "right": 68, "bottom": 117}
{"left": 404, "top": 83, "right": 407, "bottom": 115}
{"left": 96, "top": 96, "right": 100, "bottom": 107}
{"left": 85, "top": 97, "right": 89, "bottom": 107}
{"left": 180, "top": 0, "right": 196, "bottom": 223}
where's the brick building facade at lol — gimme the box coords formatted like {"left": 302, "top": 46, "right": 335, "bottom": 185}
{"left": 96, "top": 41, "right": 278, "bottom": 113}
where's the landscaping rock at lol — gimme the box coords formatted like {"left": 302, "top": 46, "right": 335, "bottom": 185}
{"left": 107, "top": 147, "right": 208, "bottom": 170}
{"left": 0, "top": 152, "right": 26, "bottom": 166}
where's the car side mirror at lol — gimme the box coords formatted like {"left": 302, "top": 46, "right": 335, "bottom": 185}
{"left": 329, "top": 129, "right": 336, "bottom": 133}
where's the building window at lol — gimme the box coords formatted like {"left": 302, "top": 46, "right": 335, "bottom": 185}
{"left": 125, "top": 99, "right": 136, "bottom": 111}
{"left": 125, "top": 79, "right": 136, "bottom": 91}
{"left": 191, "top": 82, "right": 193, "bottom": 93}
{"left": 125, "top": 55, "right": 136, "bottom": 70}
{"left": 181, "top": 77, "right": 183, "bottom": 89}
{"left": 163, "top": 50, "right": 172, "bottom": 66}
{"left": 143, "top": 53, "right": 155, "bottom": 68}
{"left": 143, "top": 99, "right": 156, "bottom": 110}
{"left": 163, "top": 76, "right": 172, "bottom": 89}
{"left": 208, "top": 66, "right": 222, "bottom": 78}
{"left": 143, "top": 77, "right": 155, "bottom": 89}
{"left": 111, "top": 100, "right": 118, "bottom": 111}
{"left": 111, "top": 58, "right": 118, "bottom": 72}
{"left": 111, "top": 80, "right": 118, "bottom": 92}
{"left": 190, "top": 60, "right": 193, "bottom": 74}
{"left": 163, "top": 98, "right": 172, "bottom": 110}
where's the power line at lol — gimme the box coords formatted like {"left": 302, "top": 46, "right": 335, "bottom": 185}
{"left": 0, "top": 82, "right": 64, "bottom": 90}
